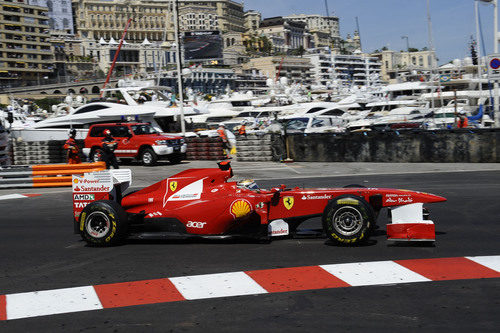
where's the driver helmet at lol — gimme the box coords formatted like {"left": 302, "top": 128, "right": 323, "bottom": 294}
{"left": 237, "top": 179, "right": 259, "bottom": 190}
{"left": 104, "top": 129, "right": 111, "bottom": 136}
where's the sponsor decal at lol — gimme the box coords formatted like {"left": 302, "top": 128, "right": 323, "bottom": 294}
{"left": 74, "top": 194, "right": 95, "bottom": 201}
{"left": 163, "top": 178, "right": 205, "bottom": 206}
{"left": 147, "top": 211, "right": 163, "bottom": 218}
{"left": 211, "top": 189, "right": 219, "bottom": 193}
{"left": 169, "top": 181, "right": 178, "bottom": 192}
{"left": 301, "top": 194, "right": 332, "bottom": 200}
{"left": 73, "top": 185, "right": 112, "bottom": 192}
{"left": 385, "top": 194, "right": 414, "bottom": 204}
{"left": 268, "top": 219, "right": 289, "bottom": 236}
{"left": 148, "top": 198, "right": 154, "bottom": 203}
{"left": 230, "top": 199, "right": 252, "bottom": 218}
{"left": 283, "top": 196, "right": 294, "bottom": 210}
{"left": 74, "top": 201, "right": 92, "bottom": 209}
{"left": 186, "top": 221, "right": 206, "bottom": 228}
{"left": 337, "top": 198, "right": 359, "bottom": 205}
{"left": 72, "top": 172, "right": 113, "bottom": 193}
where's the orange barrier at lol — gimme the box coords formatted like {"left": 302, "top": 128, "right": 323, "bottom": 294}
{"left": 0, "top": 162, "right": 107, "bottom": 189}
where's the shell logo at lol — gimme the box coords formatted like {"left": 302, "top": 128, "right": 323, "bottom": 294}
{"left": 230, "top": 199, "right": 252, "bottom": 219}
{"left": 73, "top": 179, "right": 79, "bottom": 184}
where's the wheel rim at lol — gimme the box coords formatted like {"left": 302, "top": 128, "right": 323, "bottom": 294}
{"left": 85, "top": 211, "right": 111, "bottom": 238}
{"left": 142, "top": 152, "right": 152, "bottom": 164}
{"left": 332, "top": 206, "right": 363, "bottom": 236}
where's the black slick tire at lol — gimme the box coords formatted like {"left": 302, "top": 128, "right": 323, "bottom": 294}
{"left": 322, "top": 195, "right": 374, "bottom": 245}
{"left": 79, "top": 200, "right": 128, "bottom": 247}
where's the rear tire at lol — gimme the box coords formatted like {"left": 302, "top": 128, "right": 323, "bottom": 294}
{"left": 79, "top": 200, "right": 128, "bottom": 247}
{"left": 322, "top": 195, "right": 374, "bottom": 245}
{"left": 140, "top": 147, "right": 157, "bottom": 166}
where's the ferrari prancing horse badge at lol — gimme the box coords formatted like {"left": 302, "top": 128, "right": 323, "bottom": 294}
{"left": 169, "top": 181, "right": 178, "bottom": 192}
{"left": 283, "top": 196, "right": 294, "bottom": 210}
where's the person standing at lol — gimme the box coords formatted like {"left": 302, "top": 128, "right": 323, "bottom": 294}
{"left": 64, "top": 129, "right": 81, "bottom": 164}
{"left": 217, "top": 123, "right": 231, "bottom": 159}
{"left": 457, "top": 111, "right": 468, "bottom": 128}
{"left": 102, "top": 129, "right": 119, "bottom": 169}
{"left": 238, "top": 121, "right": 247, "bottom": 137}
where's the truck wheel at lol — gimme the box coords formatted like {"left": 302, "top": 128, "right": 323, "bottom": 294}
{"left": 140, "top": 147, "right": 157, "bottom": 166}
{"left": 90, "top": 148, "right": 104, "bottom": 162}
{"left": 79, "top": 200, "right": 128, "bottom": 247}
{"left": 322, "top": 195, "right": 374, "bottom": 245}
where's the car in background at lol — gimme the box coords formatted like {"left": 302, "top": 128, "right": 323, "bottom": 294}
{"left": 83, "top": 122, "right": 186, "bottom": 166}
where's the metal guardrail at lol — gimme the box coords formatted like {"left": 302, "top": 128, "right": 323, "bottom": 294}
{"left": 0, "top": 162, "right": 106, "bottom": 188}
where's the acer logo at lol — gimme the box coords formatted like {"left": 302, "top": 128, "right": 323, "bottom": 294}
{"left": 186, "top": 221, "right": 206, "bottom": 228}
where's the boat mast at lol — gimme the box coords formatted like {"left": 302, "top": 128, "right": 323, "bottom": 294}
{"left": 173, "top": 0, "right": 186, "bottom": 135}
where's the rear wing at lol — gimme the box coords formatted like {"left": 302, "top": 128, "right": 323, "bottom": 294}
{"left": 72, "top": 169, "right": 132, "bottom": 221}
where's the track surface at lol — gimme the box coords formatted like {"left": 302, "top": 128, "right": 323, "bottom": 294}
{"left": 0, "top": 170, "right": 499, "bottom": 332}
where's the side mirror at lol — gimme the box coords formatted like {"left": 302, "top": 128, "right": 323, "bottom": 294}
{"left": 271, "top": 191, "right": 281, "bottom": 206}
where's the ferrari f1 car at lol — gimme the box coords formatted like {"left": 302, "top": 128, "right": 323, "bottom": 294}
{"left": 72, "top": 162, "right": 446, "bottom": 246}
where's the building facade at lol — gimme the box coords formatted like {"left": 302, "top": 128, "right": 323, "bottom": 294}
{"left": 373, "top": 49, "right": 437, "bottom": 83}
{"left": 72, "top": 0, "right": 175, "bottom": 42}
{"left": 242, "top": 56, "right": 313, "bottom": 85}
{"left": 179, "top": 3, "right": 218, "bottom": 32}
{"left": 244, "top": 10, "right": 260, "bottom": 32}
{"left": 28, "top": 0, "right": 74, "bottom": 33}
{"left": 0, "top": 0, "right": 53, "bottom": 84}
{"left": 305, "top": 48, "right": 382, "bottom": 87}
{"left": 180, "top": 0, "right": 245, "bottom": 33}
{"left": 285, "top": 13, "right": 339, "bottom": 48}
{"left": 257, "top": 17, "right": 312, "bottom": 53}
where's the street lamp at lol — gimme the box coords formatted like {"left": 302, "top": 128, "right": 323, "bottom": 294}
{"left": 478, "top": 0, "right": 499, "bottom": 126}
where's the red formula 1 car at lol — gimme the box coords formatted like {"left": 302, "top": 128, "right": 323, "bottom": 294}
{"left": 72, "top": 162, "right": 446, "bottom": 247}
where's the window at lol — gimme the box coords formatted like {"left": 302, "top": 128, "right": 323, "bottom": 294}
{"left": 74, "top": 104, "right": 110, "bottom": 115}
{"left": 306, "top": 107, "right": 325, "bottom": 114}
{"left": 131, "top": 124, "right": 158, "bottom": 135}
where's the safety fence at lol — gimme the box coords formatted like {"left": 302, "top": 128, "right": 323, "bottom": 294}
{"left": 185, "top": 137, "right": 226, "bottom": 160}
{"left": 11, "top": 140, "right": 67, "bottom": 165}
{"left": 236, "top": 134, "right": 275, "bottom": 162}
{"left": 0, "top": 162, "right": 106, "bottom": 188}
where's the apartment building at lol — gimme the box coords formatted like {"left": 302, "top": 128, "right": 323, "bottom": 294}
{"left": 244, "top": 10, "right": 260, "bottom": 32}
{"left": 257, "top": 17, "right": 313, "bottom": 53}
{"left": 242, "top": 56, "right": 313, "bottom": 85}
{"left": 180, "top": 0, "right": 245, "bottom": 33}
{"left": 285, "top": 13, "right": 339, "bottom": 48}
{"left": 0, "top": 0, "right": 53, "bottom": 84}
{"left": 306, "top": 48, "right": 382, "bottom": 87}
{"left": 72, "top": 0, "right": 175, "bottom": 42}
{"left": 373, "top": 49, "right": 437, "bottom": 83}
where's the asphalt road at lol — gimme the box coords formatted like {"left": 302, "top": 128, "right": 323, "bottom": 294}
{"left": 0, "top": 168, "right": 499, "bottom": 332}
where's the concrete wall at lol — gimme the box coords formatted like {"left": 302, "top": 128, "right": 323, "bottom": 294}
{"left": 279, "top": 129, "right": 500, "bottom": 163}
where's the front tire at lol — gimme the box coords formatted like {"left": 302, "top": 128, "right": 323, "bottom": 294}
{"left": 79, "top": 200, "right": 128, "bottom": 246}
{"left": 322, "top": 195, "right": 374, "bottom": 245}
{"left": 140, "top": 147, "right": 158, "bottom": 166}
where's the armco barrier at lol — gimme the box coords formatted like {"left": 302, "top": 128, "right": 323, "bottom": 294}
{"left": 0, "top": 162, "right": 106, "bottom": 188}
{"left": 279, "top": 129, "right": 500, "bottom": 163}
{"left": 236, "top": 134, "right": 277, "bottom": 162}
{"left": 185, "top": 137, "right": 226, "bottom": 160}
{"left": 12, "top": 140, "right": 66, "bottom": 165}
